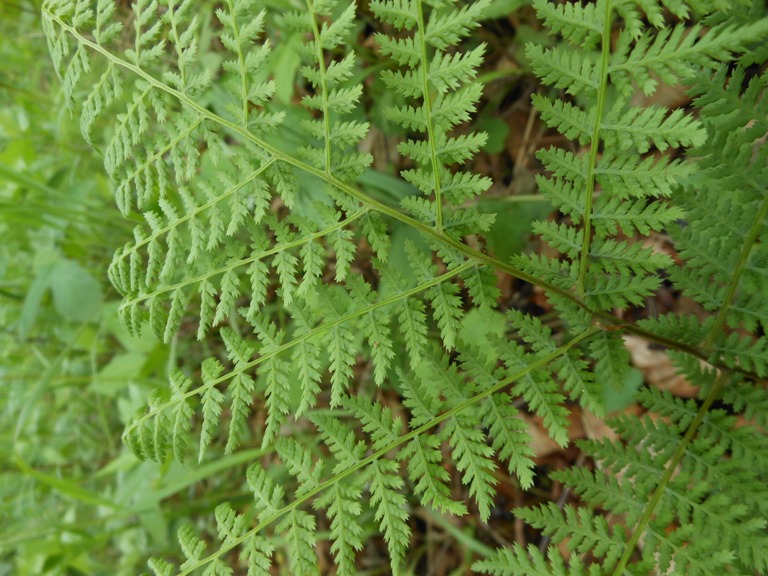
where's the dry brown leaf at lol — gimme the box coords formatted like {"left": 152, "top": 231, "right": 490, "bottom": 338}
{"left": 581, "top": 409, "right": 618, "bottom": 442}
{"left": 624, "top": 335, "right": 698, "bottom": 397}
{"left": 523, "top": 410, "right": 586, "bottom": 458}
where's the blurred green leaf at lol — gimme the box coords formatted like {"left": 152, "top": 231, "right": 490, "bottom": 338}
{"left": 478, "top": 198, "right": 551, "bottom": 262}
{"left": 478, "top": 117, "right": 510, "bottom": 154}
{"left": 603, "top": 367, "right": 644, "bottom": 413}
{"left": 14, "top": 452, "right": 124, "bottom": 510}
{"left": 483, "top": 0, "right": 530, "bottom": 20}
{"left": 91, "top": 352, "right": 146, "bottom": 396}
{"left": 49, "top": 259, "right": 102, "bottom": 322}
{"left": 460, "top": 308, "right": 507, "bottom": 362}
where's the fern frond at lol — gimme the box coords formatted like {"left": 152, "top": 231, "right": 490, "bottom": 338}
{"left": 588, "top": 331, "right": 629, "bottom": 395}
{"left": 397, "top": 369, "right": 468, "bottom": 515}
{"left": 138, "top": 319, "right": 594, "bottom": 574}
{"left": 673, "top": 65, "right": 768, "bottom": 355}
{"left": 554, "top": 374, "right": 768, "bottom": 574}
{"left": 368, "top": 459, "right": 411, "bottom": 573}
{"left": 413, "top": 354, "right": 498, "bottom": 520}
{"left": 239, "top": 534, "right": 275, "bottom": 576}
{"left": 610, "top": 20, "right": 768, "bottom": 96}
{"left": 314, "top": 480, "right": 364, "bottom": 576}
{"left": 287, "top": 0, "right": 372, "bottom": 181}
{"left": 276, "top": 509, "right": 319, "bottom": 575}
{"left": 602, "top": 101, "right": 707, "bottom": 153}
{"left": 518, "top": 503, "right": 627, "bottom": 568}
{"left": 526, "top": 44, "right": 599, "bottom": 97}
{"left": 531, "top": 0, "right": 603, "bottom": 49}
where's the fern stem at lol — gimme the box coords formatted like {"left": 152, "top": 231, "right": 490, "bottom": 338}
{"left": 306, "top": 1, "right": 333, "bottom": 173}
{"left": 703, "top": 193, "right": 768, "bottom": 351}
{"left": 172, "top": 327, "right": 600, "bottom": 576}
{"left": 123, "top": 263, "right": 474, "bottom": 436}
{"left": 225, "top": 0, "right": 249, "bottom": 127}
{"left": 167, "top": 0, "right": 188, "bottom": 92}
{"left": 415, "top": 0, "right": 444, "bottom": 232}
{"left": 611, "top": 374, "right": 728, "bottom": 575}
{"left": 48, "top": 13, "right": 756, "bottom": 380}
{"left": 577, "top": 0, "right": 613, "bottom": 295}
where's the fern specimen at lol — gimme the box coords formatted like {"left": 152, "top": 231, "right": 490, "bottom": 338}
{"left": 42, "top": 0, "right": 768, "bottom": 574}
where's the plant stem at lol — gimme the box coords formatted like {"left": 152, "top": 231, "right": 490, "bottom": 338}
{"left": 578, "top": 0, "right": 613, "bottom": 296}
{"left": 307, "top": 1, "right": 334, "bottom": 173}
{"left": 415, "top": 0, "right": 444, "bottom": 232}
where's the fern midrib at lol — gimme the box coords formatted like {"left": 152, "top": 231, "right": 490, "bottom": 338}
{"left": 123, "top": 263, "right": 473, "bottom": 436}
{"left": 115, "top": 157, "right": 275, "bottom": 265}
{"left": 306, "top": 2, "right": 334, "bottom": 174}
{"left": 118, "top": 204, "right": 363, "bottom": 308}
{"left": 224, "top": 0, "right": 249, "bottom": 127}
{"left": 415, "top": 0, "right": 444, "bottom": 232}
{"left": 577, "top": 0, "right": 612, "bottom": 295}
{"left": 703, "top": 193, "right": 768, "bottom": 351}
{"left": 171, "top": 327, "right": 600, "bottom": 576}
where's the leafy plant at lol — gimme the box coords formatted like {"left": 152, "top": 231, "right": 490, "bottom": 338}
{"left": 39, "top": 0, "right": 768, "bottom": 574}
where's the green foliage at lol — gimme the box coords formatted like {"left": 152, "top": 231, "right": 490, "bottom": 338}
{"left": 22, "top": 0, "right": 768, "bottom": 573}
{"left": 0, "top": 4, "right": 209, "bottom": 574}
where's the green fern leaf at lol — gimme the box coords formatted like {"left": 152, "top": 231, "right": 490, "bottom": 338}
{"left": 368, "top": 459, "right": 411, "bottom": 573}
{"left": 240, "top": 534, "right": 274, "bottom": 576}
{"left": 276, "top": 509, "right": 319, "bottom": 576}
{"left": 475, "top": 544, "right": 586, "bottom": 576}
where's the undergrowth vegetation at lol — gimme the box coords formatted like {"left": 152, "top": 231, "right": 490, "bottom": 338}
{"left": 3, "top": 0, "right": 767, "bottom": 574}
